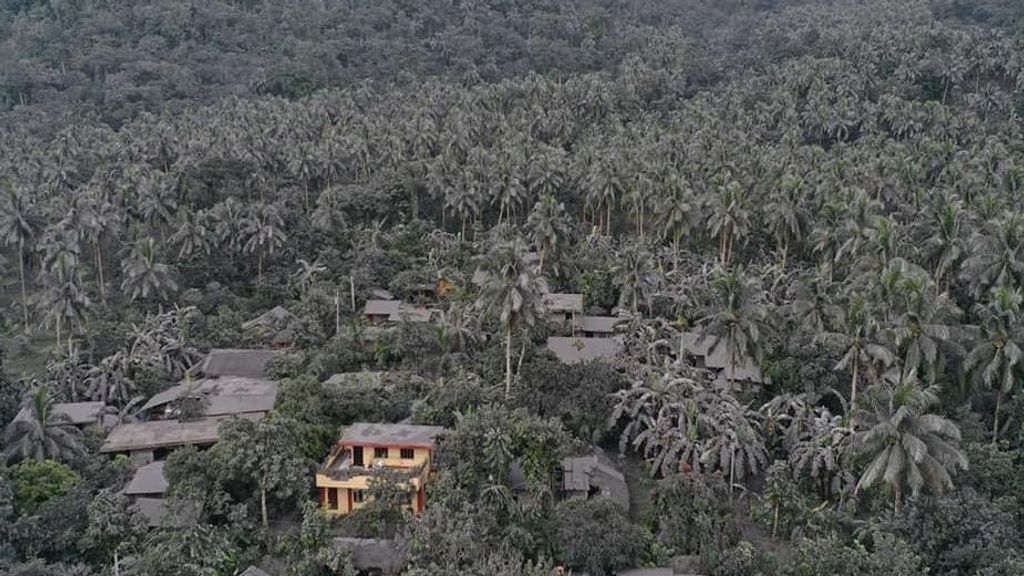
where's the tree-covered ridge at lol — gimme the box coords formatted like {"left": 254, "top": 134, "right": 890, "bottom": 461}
{"left": 2, "top": 0, "right": 1024, "bottom": 575}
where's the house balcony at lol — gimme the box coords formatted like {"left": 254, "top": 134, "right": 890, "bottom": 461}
{"left": 317, "top": 451, "right": 427, "bottom": 485}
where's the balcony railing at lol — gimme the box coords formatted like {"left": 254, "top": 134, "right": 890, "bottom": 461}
{"left": 319, "top": 451, "right": 426, "bottom": 482}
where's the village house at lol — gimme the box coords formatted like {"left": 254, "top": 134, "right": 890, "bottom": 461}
{"left": 315, "top": 422, "right": 446, "bottom": 517}
{"left": 680, "top": 331, "right": 765, "bottom": 388}
{"left": 544, "top": 293, "right": 584, "bottom": 333}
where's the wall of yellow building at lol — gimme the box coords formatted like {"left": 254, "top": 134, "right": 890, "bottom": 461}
{"left": 321, "top": 486, "right": 420, "bottom": 517}
{"left": 352, "top": 445, "right": 431, "bottom": 469}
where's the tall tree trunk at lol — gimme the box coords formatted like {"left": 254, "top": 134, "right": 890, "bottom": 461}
{"left": 672, "top": 232, "right": 680, "bottom": 271}
{"left": 261, "top": 486, "right": 269, "bottom": 531}
{"left": 505, "top": 322, "right": 513, "bottom": 399}
{"left": 606, "top": 203, "right": 612, "bottom": 236}
{"left": 55, "top": 314, "right": 62, "bottom": 351}
{"left": 95, "top": 238, "right": 106, "bottom": 304}
{"left": 18, "top": 238, "right": 29, "bottom": 331}
{"left": 850, "top": 355, "right": 859, "bottom": 411}
{"left": 257, "top": 251, "right": 264, "bottom": 284}
{"left": 113, "top": 549, "right": 120, "bottom": 576}
{"left": 780, "top": 238, "right": 789, "bottom": 270}
{"left": 993, "top": 390, "right": 1002, "bottom": 444}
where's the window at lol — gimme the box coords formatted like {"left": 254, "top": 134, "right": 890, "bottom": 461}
{"left": 374, "top": 447, "right": 389, "bottom": 459}
{"left": 400, "top": 448, "right": 415, "bottom": 460}
{"left": 327, "top": 488, "right": 338, "bottom": 510}
{"left": 352, "top": 490, "right": 366, "bottom": 503}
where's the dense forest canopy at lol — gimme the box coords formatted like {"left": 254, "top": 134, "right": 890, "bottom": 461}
{"left": 2, "top": 0, "right": 1024, "bottom": 575}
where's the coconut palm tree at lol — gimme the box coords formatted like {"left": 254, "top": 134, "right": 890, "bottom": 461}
{"left": 120, "top": 237, "right": 178, "bottom": 302}
{"left": 243, "top": 202, "right": 288, "bottom": 284}
{"left": 702, "top": 265, "right": 767, "bottom": 386}
{"left": 612, "top": 241, "right": 660, "bottom": 315}
{"left": 963, "top": 285, "right": 1024, "bottom": 442}
{"left": 654, "top": 173, "right": 694, "bottom": 271}
{"left": 526, "top": 193, "right": 570, "bottom": 277}
{"left": 4, "top": 387, "right": 85, "bottom": 464}
{"left": 853, "top": 370, "right": 966, "bottom": 512}
{"left": 708, "top": 177, "right": 751, "bottom": 266}
{"left": 819, "top": 293, "right": 895, "bottom": 409}
{"left": 0, "top": 186, "right": 41, "bottom": 330}
{"left": 169, "top": 208, "right": 213, "bottom": 259}
{"left": 474, "top": 236, "right": 549, "bottom": 398}
{"left": 764, "top": 173, "right": 810, "bottom": 270}
{"left": 35, "top": 249, "right": 92, "bottom": 355}
{"left": 960, "top": 212, "right": 1024, "bottom": 297}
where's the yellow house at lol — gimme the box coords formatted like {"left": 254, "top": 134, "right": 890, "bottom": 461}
{"left": 315, "top": 422, "right": 446, "bottom": 517}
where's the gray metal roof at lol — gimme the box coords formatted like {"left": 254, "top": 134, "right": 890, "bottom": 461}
{"left": 100, "top": 414, "right": 264, "bottom": 453}
{"left": 242, "top": 306, "right": 293, "bottom": 330}
{"left": 200, "top": 349, "right": 278, "bottom": 379}
{"left": 124, "top": 461, "right": 169, "bottom": 496}
{"left": 388, "top": 305, "right": 435, "bottom": 323}
{"left": 681, "top": 331, "right": 763, "bottom": 383}
{"left": 581, "top": 315, "right": 620, "bottom": 334}
{"left": 15, "top": 401, "right": 105, "bottom": 426}
{"left": 331, "top": 538, "right": 407, "bottom": 574}
{"left": 544, "top": 293, "right": 584, "bottom": 314}
{"left": 364, "top": 299, "right": 402, "bottom": 316}
{"left": 339, "top": 422, "right": 446, "bottom": 448}
{"left": 141, "top": 376, "right": 278, "bottom": 414}
{"left": 546, "top": 336, "right": 623, "bottom": 364}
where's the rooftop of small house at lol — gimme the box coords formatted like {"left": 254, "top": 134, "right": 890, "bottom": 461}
{"left": 338, "top": 422, "right": 447, "bottom": 449}
{"left": 141, "top": 376, "right": 278, "bottom": 416}
{"left": 581, "top": 315, "right": 621, "bottom": 334}
{"left": 330, "top": 538, "right": 407, "bottom": 575}
{"left": 100, "top": 413, "right": 263, "bottom": 453}
{"left": 364, "top": 299, "right": 403, "bottom": 316}
{"left": 680, "top": 331, "right": 764, "bottom": 383}
{"left": 199, "top": 348, "right": 279, "bottom": 379}
{"left": 544, "top": 293, "right": 584, "bottom": 314}
{"left": 134, "top": 496, "right": 200, "bottom": 528}
{"left": 15, "top": 401, "right": 105, "bottom": 427}
{"left": 546, "top": 336, "right": 623, "bottom": 364}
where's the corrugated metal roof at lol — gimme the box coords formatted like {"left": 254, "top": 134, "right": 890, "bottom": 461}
{"left": 581, "top": 315, "right": 620, "bottom": 334}
{"left": 142, "top": 376, "right": 278, "bottom": 413}
{"left": 364, "top": 300, "right": 402, "bottom": 316}
{"left": 339, "top": 422, "right": 446, "bottom": 448}
{"left": 101, "top": 414, "right": 263, "bottom": 453}
{"left": 201, "top": 349, "right": 278, "bottom": 379}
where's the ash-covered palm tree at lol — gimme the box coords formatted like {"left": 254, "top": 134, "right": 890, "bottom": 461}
{"left": 819, "top": 293, "right": 895, "bottom": 409}
{"left": 612, "top": 240, "right": 660, "bottom": 315}
{"left": 708, "top": 177, "right": 750, "bottom": 266}
{"left": 654, "top": 173, "right": 694, "bottom": 271}
{"left": 763, "top": 173, "right": 810, "bottom": 270}
{"left": 474, "top": 236, "right": 549, "bottom": 398}
{"left": 121, "top": 237, "right": 178, "bottom": 302}
{"left": 243, "top": 202, "right": 288, "bottom": 284}
{"left": 964, "top": 285, "right": 1024, "bottom": 442}
{"left": 960, "top": 212, "right": 1024, "bottom": 298}
{"left": 169, "top": 208, "right": 213, "bottom": 259}
{"left": 853, "top": 370, "right": 966, "bottom": 512}
{"left": 4, "top": 387, "right": 85, "bottom": 464}
{"left": 0, "top": 185, "right": 42, "bottom": 329}
{"left": 526, "top": 193, "right": 570, "bottom": 277}
{"left": 702, "top": 265, "right": 767, "bottom": 386}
